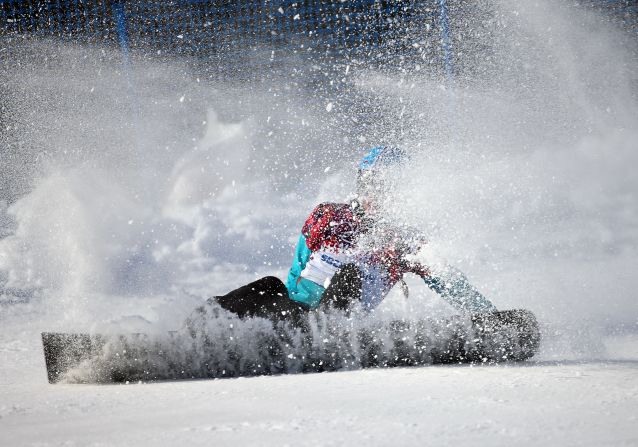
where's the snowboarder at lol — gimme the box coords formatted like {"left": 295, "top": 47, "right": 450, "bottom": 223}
{"left": 41, "top": 148, "right": 541, "bottom": 383}
{"left": 207, "top": 146, "right": 497, "bottom": 322}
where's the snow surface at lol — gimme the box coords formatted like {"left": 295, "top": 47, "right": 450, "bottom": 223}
{"left": 1, "top": 0, "right": 638, "bottom": 445}
{"left": 1, "top": 327, "right": 637, "bottom": 446}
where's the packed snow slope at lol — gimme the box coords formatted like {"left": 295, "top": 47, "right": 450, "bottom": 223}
{"left": 1, "top": 0, "right": 637, "bottom": 445}
{"left": 2, "top": 339, "right": 638, "bottom": 447}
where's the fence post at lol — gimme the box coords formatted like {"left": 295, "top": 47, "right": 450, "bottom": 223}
{"left": 112, "top": 1, "right": 131, "bottom": 65}
{"left": 111, "top": 1, "right": 143, "bottom": 154}
{"left": 439, "top": 0, "right": 454, "bottom": 81}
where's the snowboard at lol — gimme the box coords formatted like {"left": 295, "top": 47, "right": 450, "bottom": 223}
{"left": 42, "top": 309, "right": 540, "bottom": 384}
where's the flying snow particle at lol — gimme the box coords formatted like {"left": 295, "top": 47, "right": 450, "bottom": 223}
{"left": 326, "top": 102, "right": 334, "bottom": 112}
{"left": 179, "top": 95, "right": 185, "bottom": 102}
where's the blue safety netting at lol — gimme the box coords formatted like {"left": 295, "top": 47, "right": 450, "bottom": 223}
{"left": 0, "top": 0, "right": 635, "bottom": 65}
{"left": 0, "top": 1, "right": 440, "bottom": 58}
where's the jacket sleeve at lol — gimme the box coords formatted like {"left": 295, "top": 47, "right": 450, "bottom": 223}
{"left": 399, "top": 235, "right": 497, "bottom": 313}
{"left": 421, "top": 265, "right": 497, "bottom": 313}
{"left": 285, "top": 234, "right": 313, "bottom": 293}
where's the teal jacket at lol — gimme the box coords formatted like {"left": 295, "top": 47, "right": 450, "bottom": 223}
{"left": 286, "top": 234, "right": 326, "bottom": 308}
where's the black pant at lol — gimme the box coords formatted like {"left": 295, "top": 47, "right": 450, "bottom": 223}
{"left": 321, "top": 264, "right": 363, "bottom": 311}
{"left": 211, "top": 276, "right": 309, "bottom": 321}
{"left": 211, "top": 264, "right": 363, "bottom": 321}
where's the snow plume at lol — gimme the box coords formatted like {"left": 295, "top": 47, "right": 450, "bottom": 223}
{"left": 1, "top": 0, "right": 637, "bottom": 365}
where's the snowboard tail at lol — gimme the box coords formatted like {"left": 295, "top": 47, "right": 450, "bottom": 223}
{"left": 42, "top": 332, "right": 101, "bottom": 384}
{"left": 42, "top": 309, "right": 540, "bottom": 384}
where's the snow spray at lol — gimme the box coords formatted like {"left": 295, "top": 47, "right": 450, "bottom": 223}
{"left": 0, "top": 0, "right": 636, "bottom": 366}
